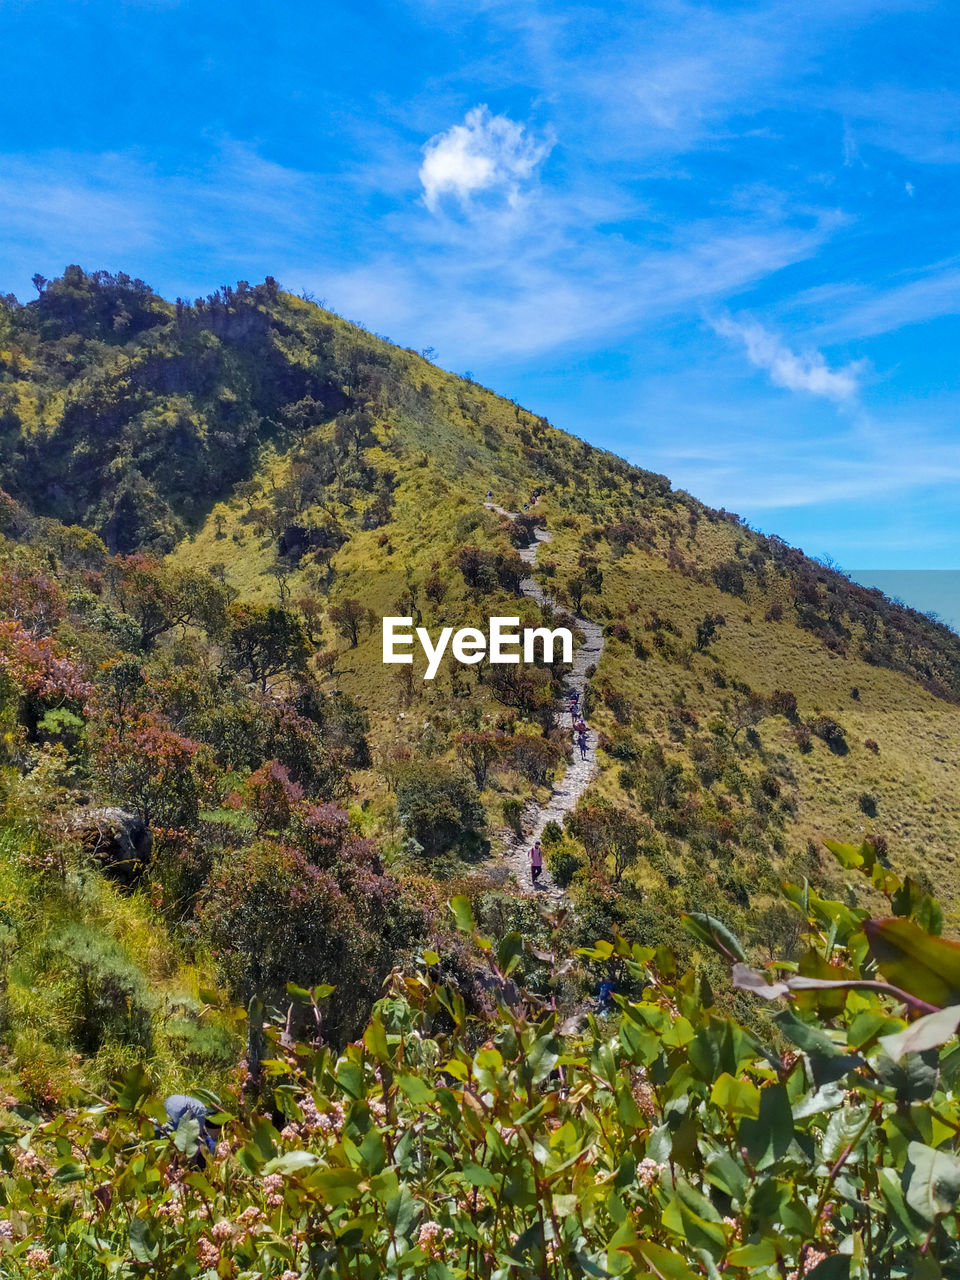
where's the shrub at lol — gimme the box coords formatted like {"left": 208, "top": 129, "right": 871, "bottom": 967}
{"left": 501, "top": 797, "right": 524, "bottom": 837}
{"left": 768, "top": 688, "right": 798, "bottom": 719}
{"left": 601, "top": 684, "right": 632, "bottom": 725}
{"left": 6, "top": 829, "right": 960, "bottom": 1277}
{"left": 501, "top": 733, "right": 564, "bottom": 784}
{"left": 393, "top": 761, "right": 485, "bottom": 856}
{"left": 600, "top": 729, "right": 639, "bottom": 762}
{"left": 811, "top": 714, "right": 848, "bottom": 754}
{"left": 54, "top": 926, "right": 153, "bottom": 1056}
{"left": 201, "top": 836, "right": 396, "bottom": 1042}
{"left": 163, "top": 1012, "right": 238, "bottom": 1070}
{"left": 565, "top": 796, "right": 647, "bottom": 881}
{"left": 246, "top": 760, "right": 303, "bottom": 833}
{"left": 865, "top": 737, "right": 880, "bottom": 753}
{"left": 859, "top": 790, "right": 878, "bottom": 817}
{"left": 793, "top": 722, "right": 812, "bottom": 752}
{"left": 540, "top": 819, "right": 563, "bottom": 846}
{"left": 546, "top": 841, "right": 588, "bottom": 888}
{"left": 95, "top": 716, "right": 214, "bottom": 837}
{"left": 712, "top": 560, "right": 745, "bottom": 595}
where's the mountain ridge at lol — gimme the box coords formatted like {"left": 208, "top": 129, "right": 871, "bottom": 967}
{"left": 0, "top": 268, "right": 960, "bottom": 1108}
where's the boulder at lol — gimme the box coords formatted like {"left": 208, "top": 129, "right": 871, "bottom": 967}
{"left": 68, "top": 807, "right": 152, "bottom": 885}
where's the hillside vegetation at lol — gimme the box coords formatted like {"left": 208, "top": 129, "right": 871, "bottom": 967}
{"left": 0, "top": 269, "right": 960, "bottom": 1272}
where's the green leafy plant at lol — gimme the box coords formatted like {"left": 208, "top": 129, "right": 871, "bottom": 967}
{"left": 3, "top": 837, "right": 960, "bottom": 1276}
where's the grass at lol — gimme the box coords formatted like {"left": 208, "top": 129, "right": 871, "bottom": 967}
{"left": 0, "top": 811, "right": 240, "bottom": 1104}
{"left": 163, "top": 291, "right": 960, "bottom": 924}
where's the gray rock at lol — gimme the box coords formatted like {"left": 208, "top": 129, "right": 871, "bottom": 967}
{"left": 68, "top": 807, "right": 152, "bottom": 885}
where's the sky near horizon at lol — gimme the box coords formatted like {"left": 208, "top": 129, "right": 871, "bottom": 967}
{"left": 1, "top": 0, "right": 959, "bottom": 595}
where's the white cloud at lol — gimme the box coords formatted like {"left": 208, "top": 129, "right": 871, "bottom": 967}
{"left": 713, "top": 314, "right": 863, "bottom": 401}
{"left": 419, "top": 105, "right": 551, "bottom": 212}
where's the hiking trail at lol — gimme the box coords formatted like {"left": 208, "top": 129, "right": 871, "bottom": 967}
{"left": 484, "top": 503, "right": 605, "bottom": 903}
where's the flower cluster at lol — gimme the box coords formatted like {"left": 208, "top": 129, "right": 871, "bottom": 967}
{"left": 416, "top": 1221, "right": 453, "bottom": 1259}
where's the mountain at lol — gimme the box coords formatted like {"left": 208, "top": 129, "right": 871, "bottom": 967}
{"left": 2, "top": 266, "right": 960, "bottom": 1101}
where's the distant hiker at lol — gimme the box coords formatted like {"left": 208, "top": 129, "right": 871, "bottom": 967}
{"left": 575, "top": 717, "right": 586, "bottom": 735}
{"left": 569, "top": 694, "right": 579, "bottom": 724}
{"left": 529, "top": 841, "right": 543, "bottom": 885}
{"left": 487, "top": 490, "right": 493, "bottom": 499}
{"left": 577, "top": 729, "right": 588, "bottom": 760}
{"left": 597, "top": 978, "right": 615, "bottom": 1010}
{"left": 158, "top": 1094, "right": 216, "bottom": 1160}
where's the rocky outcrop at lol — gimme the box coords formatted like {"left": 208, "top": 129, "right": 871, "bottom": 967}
{"left": 68, "top": 807, "right": 152, "bottom": 885}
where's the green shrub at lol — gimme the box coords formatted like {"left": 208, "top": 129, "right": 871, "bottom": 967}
{"left": 540, "top": 819, "right": 563, "bottom": 847}
{"left": 501, "top": 796, "right": 524, "bottom": 837}
{"left": 163, "top": 1013, "right": 238, "bottom": 1070}
{"left": 54, "top": 925, "right": 154, "bottom": 1056}
{"left": 811, "top": 714, "right": 848, "bottom": 753}
{"left": 546, "top": 841, "right": 587, "bottom": 888}
{"left": 394, "top": 761, "right": 485, "bottom": 856}
{"left": 4, "top": 834, "right": 960, "bottom": 1277}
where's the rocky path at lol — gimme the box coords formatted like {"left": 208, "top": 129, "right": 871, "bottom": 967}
{"left": 484, "top": 504, "right": 605, "bottom": 902}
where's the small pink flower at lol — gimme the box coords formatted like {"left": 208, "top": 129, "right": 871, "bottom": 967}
{"left": 197, "top": 1238, "right": 219, "bottom": 1267}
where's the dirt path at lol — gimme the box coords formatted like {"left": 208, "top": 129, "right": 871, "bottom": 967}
{"left": 484, "top": 504, "right": 605, "bottom": 902}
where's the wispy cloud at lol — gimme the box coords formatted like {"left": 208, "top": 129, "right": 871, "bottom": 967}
{"left": 713, "top": 314, "right": 864, "bottom": 401}
{"left": 801, "top": 263, "right": 960, "bottom": 343}
{"left": 419, "top": 106, "right": 552, "bottom": 212}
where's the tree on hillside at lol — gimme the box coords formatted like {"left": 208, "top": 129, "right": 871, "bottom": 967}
{"left": 488, "top": 664, "right": 558, "bottom": 733}
{"left": 328, "top": 598, "right": 374, "bottom": 648}
{"left": 393, "top": 760, "right": 484, "bottom": 856}
{"left": 110, "top": 555, "right": 233, "bottom": 649}
{"left": 565, "top": 575, "right": 587, "bottom": 613}
{"left": 200, "top": 835, "right": 396, "bottom": 1040}
{"left": 695, "top": 612, "right": 725, "bottom": 650}
{"left": 729, "top": 690, "right": 769, "bottom": 741}
{"left": 454, "top": 730, "right": 503, "bottom": 789}
{"left": 224, "top": 602, "right": 311, "bottom": 692}
{"left": 564, "top": 796, "right": 647, "bottom": 881}
{"left": 281, "top": 395, "right": 325, "bottom": 441}
{"left": 95, "top": 715, "right": 214, "bottom": 836}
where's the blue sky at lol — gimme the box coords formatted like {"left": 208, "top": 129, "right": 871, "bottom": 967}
{"left": 2, "top": 0, "right": 959, "bottom": 602}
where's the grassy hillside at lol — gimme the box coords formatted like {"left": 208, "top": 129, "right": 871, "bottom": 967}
{"left": 0, "top": 265, "right": 959, "bottom": 1104}
{"left": 5, "top": 267, "right": 960, "bottom": 1274}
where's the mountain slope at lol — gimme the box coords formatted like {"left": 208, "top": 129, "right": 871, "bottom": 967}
{"left": 2, "top": 263, "right": 960, "bottom": 958}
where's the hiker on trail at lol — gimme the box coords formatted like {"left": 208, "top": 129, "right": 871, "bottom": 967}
{"left": 487, "top": 489, "right": 493, "bottom": 499}
{"left": 529, "top": 841, "right": 543, "bottom": 885}
{"left": 596, "top": 978, "right": 615, "bottom": 1010}
{"left": 575, "top": 716, "right": 586, "bottom": 735}
{"left": 577, "top": 728, "right": 588, "bottom": 760}
{"left": 569, "top": 694, "right": 579, "bottom": 724}
{"left": 158, "top": 1094, "right": 217, "bottom": 1162}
